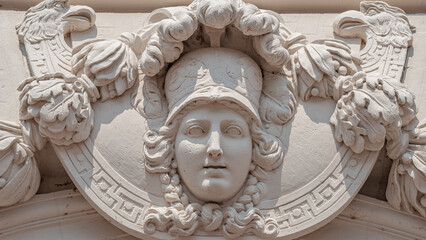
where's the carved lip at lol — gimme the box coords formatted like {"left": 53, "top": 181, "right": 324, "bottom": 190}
{"left": 203, "top": 166, "right": 226, "bottom": 169}
{"left": 203, "top": 166, "right": 227, "bottom": 177}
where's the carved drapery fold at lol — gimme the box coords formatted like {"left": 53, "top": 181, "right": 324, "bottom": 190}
{"left": 0, "top": 121, "right": 40, "bottom": 207}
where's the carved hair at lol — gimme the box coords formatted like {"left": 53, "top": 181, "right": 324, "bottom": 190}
{"left": 142, "top": 100, "right": 284, "bottom": 238}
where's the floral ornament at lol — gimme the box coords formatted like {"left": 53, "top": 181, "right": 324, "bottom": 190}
{"left": 18, "top": 72, "right": 95, "bottom": 145}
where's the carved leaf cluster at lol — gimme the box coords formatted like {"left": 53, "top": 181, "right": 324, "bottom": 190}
{"left": 330, "top": 76, "right": 416, "bottom": 156}
{"left": 294, "top": 39, "right": 361, "bottom": 101}
{"left": 0, "top": 121, "right": 40, "bottom": 207}
{"left": 18, "top": 73, "right": 94, "bottom": 145}
{"left": 387, "top": 118, "right": 426, "bottom": 217}
{"left": 72, "top": 33, "right": 139, "bottom": 101}
{"left": 132, "top": 75, "right": 168, "bottom": 120}
{"left": 331, "top": 90, "right": 388, "bottom": 153}
{"left": 259, "top": 71, "right": 297, "bottom": 136}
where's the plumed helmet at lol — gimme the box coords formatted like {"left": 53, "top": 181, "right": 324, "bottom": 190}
{"left": 165, "top": 48, "right": 263, "bottom": 126}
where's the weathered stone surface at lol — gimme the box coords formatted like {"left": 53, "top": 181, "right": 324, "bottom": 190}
{"left": 0, "top": 0, "right": 424, "bottom": 239}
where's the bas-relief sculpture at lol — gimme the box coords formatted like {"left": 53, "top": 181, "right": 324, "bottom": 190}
{"left": 0, "top": 0, "right": 424, "bottom": 239}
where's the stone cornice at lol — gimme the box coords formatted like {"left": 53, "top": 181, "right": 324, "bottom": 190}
{"left": 1, "top": 0, "right": 425, "bottom": 13}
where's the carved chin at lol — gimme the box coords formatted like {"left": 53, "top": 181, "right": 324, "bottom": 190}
{"left": 199, "top": 178, "right": 234, "bottom": 201}
{"left": 184, "top": 173, "right": 246, "bottom": 203}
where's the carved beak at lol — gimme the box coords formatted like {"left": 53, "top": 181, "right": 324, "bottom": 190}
{"left": 333, "top": 10, "right": 368, "bottom": 41}
{"left": 62, "top": 5, "right": 96, "bottom": 34}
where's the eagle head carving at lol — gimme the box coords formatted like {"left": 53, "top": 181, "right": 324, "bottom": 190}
{"left": 16, "top": 0, "right": 95, "bottom": 43}
{"left": 333, "top": 1, "right": 415, "bottom": 47}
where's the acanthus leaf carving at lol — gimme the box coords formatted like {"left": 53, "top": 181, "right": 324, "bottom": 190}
{"left": 333, "top": 1, "right": 425, "bottom": 217}
{"left": 18, "top": 73, "right": 95, "bottom": 146}
{"left": 0, "top": 0, "right": 97, "bottom": 207}
{"left": 330, "top": 73, "right": 417, "bottom": 155}
{"left": 259, "top": 70, "right": 297, "bottom": 137}
{"left": 387, "top": 118, "right": 426, "bottom": 217}
{"left": 293, "top": 39, "right": 361, "bottom": 101}
{"left": 71, "top": 33, "right": 139, "bottom": 102}
{"left": 331, "top": 86, "right": 391, "bottom": 154}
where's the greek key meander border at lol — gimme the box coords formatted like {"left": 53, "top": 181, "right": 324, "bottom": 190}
{"left": 53, "top": 137, "right": 378, "bottom": 238}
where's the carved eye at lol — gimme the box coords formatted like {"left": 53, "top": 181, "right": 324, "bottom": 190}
{"left": 224, "top": 125, "right": 242, "bottom": 136}
{"left": 366, "top": 9, "right": 378, "bottom": 16}
{"left": 53, "top": 2, "right": 65, "bottom": 10}
{"left": 187, "top": 126, "right": 205, "bottom": 136}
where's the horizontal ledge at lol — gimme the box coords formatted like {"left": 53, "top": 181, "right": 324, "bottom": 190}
{"left": 338, "top": 195, "right": 426, "bottom": 238}
{"left": 1, "top": 0, "right": 425, "bottom": 13}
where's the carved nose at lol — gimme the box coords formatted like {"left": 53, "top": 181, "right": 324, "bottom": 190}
{"left": 207, "top": 131, "right": 223, "bottom": 159}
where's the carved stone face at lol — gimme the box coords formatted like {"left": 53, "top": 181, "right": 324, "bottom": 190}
{"left": 175, "top": 103, "right": 252, "bottom": 202}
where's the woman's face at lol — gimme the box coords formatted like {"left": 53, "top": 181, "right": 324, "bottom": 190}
{"left": 175, "top": 103, "right": 252, "bottom": 202}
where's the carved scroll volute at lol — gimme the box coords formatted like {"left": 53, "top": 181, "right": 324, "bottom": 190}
{"left": 333, "top": 1, "right": 425, "bottom": 217}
